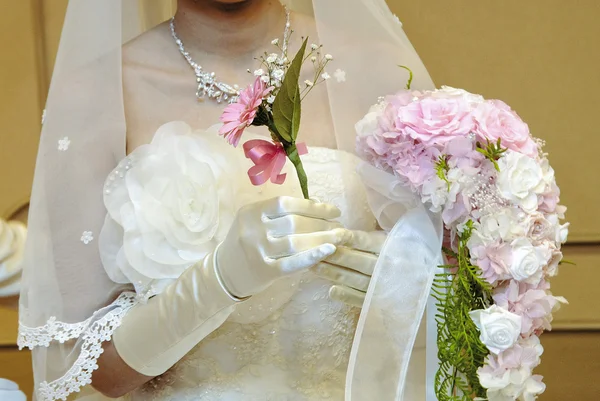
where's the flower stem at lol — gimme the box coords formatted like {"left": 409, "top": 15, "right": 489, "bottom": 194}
{"left": 266, "top": 120, "right": 309, "bottom": 200}
{"left": 285, "top": 144, "right": 310, "bottom": 199}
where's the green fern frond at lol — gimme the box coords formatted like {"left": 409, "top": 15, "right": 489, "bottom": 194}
{"left": 435, "top": 155, "right": 451, "bottom": 191}
{"left": 433, "top": 221, "right": 493, "bottom": 400}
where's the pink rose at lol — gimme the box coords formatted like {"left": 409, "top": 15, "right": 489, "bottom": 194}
{"left": 396, "top": 95, "right": 474, "bottom": 145}
{"left": 473, "top": 100, "right": 538, "bottom": 158}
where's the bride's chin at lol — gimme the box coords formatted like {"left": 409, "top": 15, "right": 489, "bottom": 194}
{"left": 207, "top": 0, "right": 253, "bottom": 4}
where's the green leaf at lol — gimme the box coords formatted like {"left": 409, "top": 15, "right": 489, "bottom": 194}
{"left": 272, "top": 38, "right": 308, "bottom": 143}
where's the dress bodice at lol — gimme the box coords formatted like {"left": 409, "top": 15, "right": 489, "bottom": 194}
{"left": 131, "top": 140, "right": 377, "bottom": 400}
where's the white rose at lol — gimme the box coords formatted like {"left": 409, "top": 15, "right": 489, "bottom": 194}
{"left": 99, "top": 122, "right": 240, "bottom": 295}
{"left": 355, "top": 102, "right": 386, "bottom": 138}
{"left": 469, "top": 305, "right": 522, "bottom": 354}
{"left": 509, "top": 238, "right": 550, "bottom": 284}
{"left": 497, "top": 150, "right": 546, "bottom": 213}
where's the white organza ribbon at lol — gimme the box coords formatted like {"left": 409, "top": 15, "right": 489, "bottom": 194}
{"left": 346, "top": 163, "right": 443, "bottom": 401}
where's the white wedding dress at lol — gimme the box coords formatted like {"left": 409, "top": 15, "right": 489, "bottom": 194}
{"left": 105, "top": 122, "right": 378, "bottom": 400}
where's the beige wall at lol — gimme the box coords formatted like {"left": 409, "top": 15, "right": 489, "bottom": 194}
{"left": 0, "top": 1, "right": 598, "bottom": 400}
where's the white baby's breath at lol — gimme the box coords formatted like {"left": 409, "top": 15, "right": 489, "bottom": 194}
{"left": 272, "top": 69, "right": 284, "bottom": 81}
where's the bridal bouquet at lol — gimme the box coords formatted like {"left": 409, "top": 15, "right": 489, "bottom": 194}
{"left": 219, "top": 37, "right": 333, "bottom": 199}
{"left": 356, "top": 81, "right": 568, "bottom": 400}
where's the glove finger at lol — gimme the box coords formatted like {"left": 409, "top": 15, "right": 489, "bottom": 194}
{"left": 267, "top": 214, "right": 343, "bottom": 236}
{"left": 268, "top": 228, "right": 352, "bottom": 256}
{"left": 311, "top": 262, "right": 371, "bottom": 291}
{"left": 263, "top": 196, "right": 341, "bottom": 220}
{"left": 329, "top": 285, "right": 365, "bottom": 308}
{"left": 346, "top": 230, "right": 387, "bottom": 254}
{"left": 269, "top": 243, "right": 337, "bottom": 275}
{"left": 325, "top": 246, "right": 377, "bottom": 276}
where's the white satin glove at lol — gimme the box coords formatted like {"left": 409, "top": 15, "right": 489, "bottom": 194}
{"left": 114, "top": 196, "right": 349, "bottom": 376}
{"left": 217, "top": 196, "right": 351, "bottom": 298}
{"left": 311, "top": 230, "right": 386, "bottom": 308}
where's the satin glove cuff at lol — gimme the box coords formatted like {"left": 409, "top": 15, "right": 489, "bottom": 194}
{"left": 113, "top": 250, "right": 239, "bottom": 376}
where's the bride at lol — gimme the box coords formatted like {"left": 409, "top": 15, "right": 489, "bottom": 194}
{"left": 18, "top": 0, "right": 437, "bottom": 400}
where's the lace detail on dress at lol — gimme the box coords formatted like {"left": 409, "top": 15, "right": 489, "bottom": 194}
{"left": 138, "top": 277, "right": 360, "bottom": 401}
{"left": 19, "top": 292, "right": 137, "bottom": 401}
{"left": 18, "top": 316, "right": 94, "bottom": 349}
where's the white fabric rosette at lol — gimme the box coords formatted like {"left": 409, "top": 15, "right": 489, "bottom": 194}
{"left": 99, "top": 121, "right": 302, "bottom": 321}
{"left": 347, "top": 162, "right": 444, "bottom": 401}
{"left": 99, "top": 121, "right": 242, "bottom": 297}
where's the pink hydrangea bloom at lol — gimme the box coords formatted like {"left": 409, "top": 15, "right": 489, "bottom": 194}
{"left": 478, "top": 336, "right": 546, "bottom": 400}
{"left": 470, "top": 242, "right": 512, "bottom": 285}
{"left": 445, "top": 137, "right": 485, "bottom": 173}
{"left": 219, "top": 77, "right": 272, "bottom": 147}
{"left": 356, "top": 100, "right": 441, "bottom": 191}
{"left": 493, "top": 281, "right": 566, "bottom": 335}
{"left": 472, "top": 100, "right": 538, "bottom": 158}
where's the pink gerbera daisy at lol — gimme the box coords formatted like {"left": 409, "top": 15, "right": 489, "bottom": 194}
{"left": 219, "top": 77, "right": 273, "bottom": 147}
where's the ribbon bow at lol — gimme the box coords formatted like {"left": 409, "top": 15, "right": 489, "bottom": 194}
{"left": 243, "top": 139, "right": 308, "bottom": 186}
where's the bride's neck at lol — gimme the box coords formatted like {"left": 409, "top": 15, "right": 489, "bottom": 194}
{"left": 174, "top": 0, "right": 286, "bottom": 56}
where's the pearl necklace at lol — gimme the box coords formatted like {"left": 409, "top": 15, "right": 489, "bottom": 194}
{"left": 170, "top": 8, "right": 291, "bottom": 104}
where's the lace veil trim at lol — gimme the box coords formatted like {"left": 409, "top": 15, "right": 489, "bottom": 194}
{"left": 18, "top": 292, "right": 137, "bottom": 401}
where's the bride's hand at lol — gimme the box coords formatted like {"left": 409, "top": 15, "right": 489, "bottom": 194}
{"left": 311, "top": 230, "right": 386, "bottom": 308}
{"left": 216, "top": 196, "right": 352, "bottom": 299}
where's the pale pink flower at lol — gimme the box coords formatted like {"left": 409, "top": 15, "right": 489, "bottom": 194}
{"left": 537, "top": 182, "right": 560, "bottom": 214}
{"left": 545, "top": 247, "right": 563, "bottom": 277}
{"left": 493, "top": 280, "right": 566, "bottom": 335}
{"left": 442, "top": 191, "right": 470, "bottom": 226}
{"left": 472, "top": 100, "right": 538, "bottom": 158}
{"left": 219, "top": 77, "right": 273, "bottom": 147}
{"left": 356, "top": 114, "right": 440, "bottom": 191}
{"left": 470, "top": 242, "right": 512, "bottom": 285}
{"left": 395, "top": 95, "right": 474, "bottom": 145}
{"left": 478, "top": 336, "right": 545, "bottom": 400}
{"left": 385, "top": 89, "right": 422, "bottom": 111}
{"left": 445, "top": 136, "right": 485, "bottom": 173}
{"left": 498, "top": 336, "right": 544, "bottom": 370}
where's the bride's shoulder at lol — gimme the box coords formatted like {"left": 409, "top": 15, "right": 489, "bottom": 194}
{"left": 122, "top": 21, "right": 181, "bottom": 71}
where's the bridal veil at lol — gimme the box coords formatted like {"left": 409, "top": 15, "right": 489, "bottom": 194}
{"left": 18, "top": 1, "right": 440, "bottom": 399}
